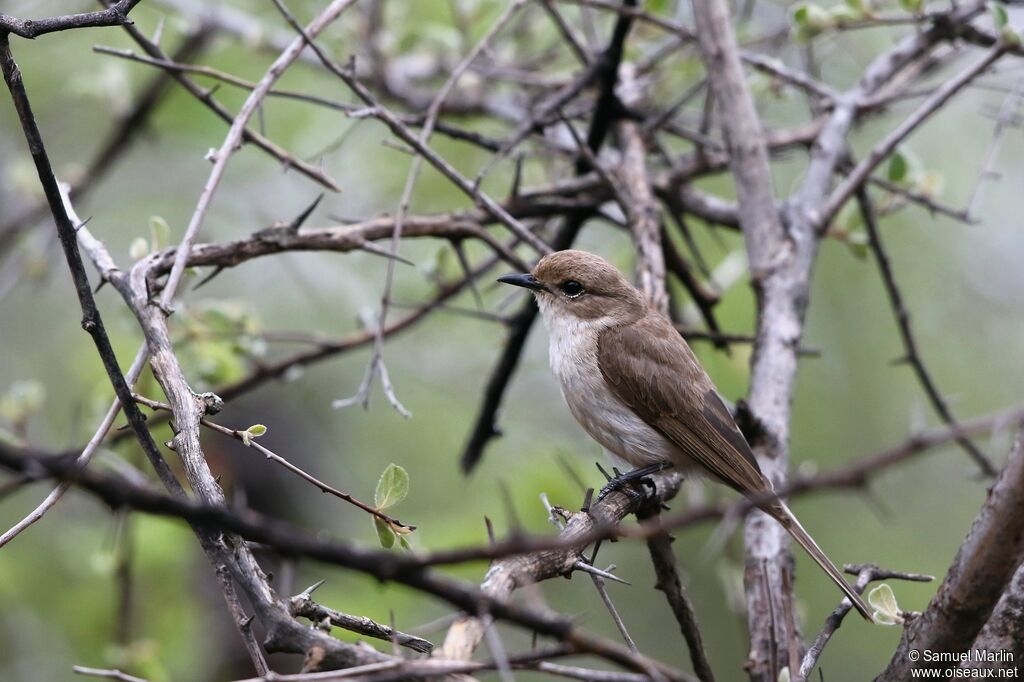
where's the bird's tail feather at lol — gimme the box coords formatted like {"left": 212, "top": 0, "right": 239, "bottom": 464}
{"left": 769, "top": 503, "right": 874, "bottom": 622}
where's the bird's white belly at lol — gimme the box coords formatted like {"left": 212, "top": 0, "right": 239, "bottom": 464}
{"left": 543, "top": 312, "right": 680, "bottom": 468}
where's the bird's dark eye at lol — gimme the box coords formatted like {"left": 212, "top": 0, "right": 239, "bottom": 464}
{"left": 560, "top": 280, "right": 585, "bottom": 298}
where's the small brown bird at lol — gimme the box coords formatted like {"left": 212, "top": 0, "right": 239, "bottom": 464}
{"left": 498, "top": 249, "right": 872, "bottom": 621}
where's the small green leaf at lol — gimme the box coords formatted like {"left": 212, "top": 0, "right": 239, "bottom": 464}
{"left": 0, "top": 380, "right": 46, "bottom": 426}
{"left": 374, "top": 517, "right": 396, "bottom": 548}
{"left": 246, "top": 424, "right": 267, "bottom": 438}
{"left": 868, "top": 583, "right": 904, "bottom": 625}
{"left": 398, "top": 535, "right": 412, "bottom": 551}
{"left": 374, "top": 463, "right": 409, "bottom": 510}
{"left": 845, "top": 231, "right": 870, "bottom": 260}
{"left": 887, "top": 151, "right": 908, "bottom": 183}
{"left": 843, "top": 0, "right": 871, "bottom": 17}
{"left": 914, "top": 170, "right": 945, "bottom": 198}
{"left": 989, "top": 1, "right": 1009, "bottom": 28}
{"left": 899, "top": 0, "right": 923, "bottom": 13}
{"left": 829, "top": 5, "right": 859, "bottom": 22}
{"left": 1001, "top": 25, "right": 1022, "bottom": 46}
{"left": 129, "top": 237, "right": 150, "bottom": 260}
{"left": 792, "top": 3, "right": 832, "bottom": 39}
{"left": 149, "top": 216, "right": 171, "bottom": 251}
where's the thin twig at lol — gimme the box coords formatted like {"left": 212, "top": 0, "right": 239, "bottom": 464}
{"left": 798, "top": 563, "right": 932, "bottom": 681}
{"left": 856, "top": 187, "right": 996, "bottom": 476}
{"left": 132, "top": 393, "right": 415, "bottom": 532}
{"left": 636, "top": 500, "right": 715, "bottom": 682}
{"left": 329, "top": 0, "right": 527, "bottom": 416}
{"left": 963, "top": 78, "right": 1022, "bottom": 219}
{"left": 72, "top": 667, "right": 149, "bottom": 682}
{"left": 158, "top": 0, "right": 359, "bottom": 316}
{"left": 0, "top": 29, "right": 212, "bottom": 257}
{"left": 111, "top": 13, "right": 342, "bottom": 191}
{"left": 823, "top": 47, "right": 1005, "bottom": 228}
{"left": 290, "top": 583, "right": 434, "bottom": 653}
{"left": 0, "top": 0, "right": 141, "bottom": 38}
{"left": 215, "top": 563, "right": 271, "bottom": 676}
{"left": 459, "top": 0, "right": 638, "bottom": 472}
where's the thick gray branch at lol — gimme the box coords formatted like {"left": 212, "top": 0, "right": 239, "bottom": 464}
{"left": 876, "top": 421, "right": 1024, "bottom": 680}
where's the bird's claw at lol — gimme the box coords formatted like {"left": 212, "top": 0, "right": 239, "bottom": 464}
{"left": 596, "top": 462, "right": 673, "bottom": 502}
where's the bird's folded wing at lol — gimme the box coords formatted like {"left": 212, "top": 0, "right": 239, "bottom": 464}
{"left": 597, "top": 315, "right": 769, "bottom": 495}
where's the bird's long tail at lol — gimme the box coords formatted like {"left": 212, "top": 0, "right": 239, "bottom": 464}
{"left": 768, "top": 503, "right": 874, "bottom": 622}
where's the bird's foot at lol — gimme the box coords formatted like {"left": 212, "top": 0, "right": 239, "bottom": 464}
{"left": 596, "top": 462, "right": 674, "bottom": 502}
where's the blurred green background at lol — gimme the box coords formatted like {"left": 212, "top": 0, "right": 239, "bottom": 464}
{"left": 1, "top": 1, "right": 1023, "bottom": 680}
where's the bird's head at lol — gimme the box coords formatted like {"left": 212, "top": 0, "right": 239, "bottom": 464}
{"left": 497, "top": 249, "right": 645, "bottom": 324}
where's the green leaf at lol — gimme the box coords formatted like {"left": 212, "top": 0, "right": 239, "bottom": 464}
{"left": 989, "top": 1, "right": 1009, "bottom": 28}
{"left": 868, "top": 583, "right": 904, "bottom": 625}
{"left": 887, "top": 151, "right": 909, "bottom": 183}
{"left": 845, "top": 232, "right": 870, "bottom": 261}
{"left": 792, "top": 3, "right": 832, "bottom": 39}
{"left": 843, "top": 0, "right": 870, "bottom": 17}
{"left": 374, "top": 517, "right": 396, "bottom": 548}
{"left": 129, "top": 237, "right": 150, "bottom": 260}
{"left": 914, "top": 170, "right": 945, "bottom": 198}
{"left": 1001, "top": 25, "right": 1022, "bottom": 46}
{"left": 149, "top": 216, "right": 171, "bottom": 251}
{"left": 399, "top": 535, "right": 412, "bottom": 551}
{"left": 0, "top": 380, "right": 46, "bottom": 426}
{"left": 246, "top": 424, "right": 267, "bottom": 438}
{"left": 899, "top": 0, "right": 923, "bottom": 13}
{"left": 374, "top": 463, "right": 409, "bottom": 510}
{"left": 829, "top": 5, "right": 859, "bottom": 22}
{"left": 240, "top": 424, "right": 265, "bottom": 447}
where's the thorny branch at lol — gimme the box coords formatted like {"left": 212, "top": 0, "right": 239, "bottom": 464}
{"left": 856, "top": 188, "right": 996, "bottom": 476}
{"left": 2, "top": 0, "right": 1023, "bottom": 680}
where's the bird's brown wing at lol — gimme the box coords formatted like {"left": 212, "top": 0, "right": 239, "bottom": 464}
{"left": 597, "top": 313, "right": 769, "bottom": 495}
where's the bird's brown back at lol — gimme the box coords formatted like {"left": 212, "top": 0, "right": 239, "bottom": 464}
{"left": 597, "top": 310, "right": 771, "bottom": 495}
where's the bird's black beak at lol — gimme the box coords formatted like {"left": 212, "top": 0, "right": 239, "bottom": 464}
{"left": 497, "top": 273, "right": 546, "bottom": 292}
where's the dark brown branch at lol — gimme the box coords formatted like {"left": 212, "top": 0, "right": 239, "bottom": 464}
{"left": 877, "top": 420, "right": 1024, "bottom": 680}
{"left": 112, "top": 13, "right": 342, "bottom": 191}
{"left": 636, "top": 500, "right": 716, "bottom": 682}
{"left": 439, "top": 473, "right": 690, "bottom": 680}
{"left": 290, "top": 584, "right": 434, "bottom": 654}
{"left": 856, "top": 188, "right": 996, "bottom": 476}
{"left": 0, "top": 28, "right": 213, "bottom": 256}
{"left": 101, "top": 399, "right": 1024, "bottom": 583}
{"left": 132, "top": 394, "right": 415, "bottom": 532}
{"left": 459, "top": 0, "right": 639, "bottom": 473}
{"left": 0, "top": 0, "right": 140, "bottom": 39}
{"left": 0, "top": 33, "right": 183, "bottom": 498}
{"left": 0, "top": 443, "right": 687, "bottom": 681}
{"left": 963, "top": 562, "right": 1024, "bottom": 673}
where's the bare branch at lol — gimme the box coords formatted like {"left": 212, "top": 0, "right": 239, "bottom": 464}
{"left": 823, "top": 46, "right": 1005, "bottom": 228}
{"left": 692, "top": 2, "right": 800, "bottom": 677}
{"left": 0, "top": 0, "right": 141, "bottom": 39}
{"left": 798, "top": 564, "right": 932, "bottom": 681}
{"left": 877, "top": 419, "right": 1024, "bottom": 680}
{"left": 112, "top": 15, "right": 342, "bottom": 191}
{"left": 290, "top": 585, "right": 434, "bottom": 654}
{"left": 636, "top": 500, "right": 716, "bottom": 682}
{"left": 857, "top": 188, "right": 996, "bottom": 475}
